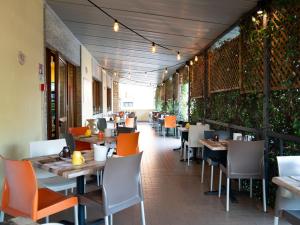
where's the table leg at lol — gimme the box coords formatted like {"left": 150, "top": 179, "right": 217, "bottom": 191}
{"left": 77, "top": 175, "right": 85, "bottom": 225}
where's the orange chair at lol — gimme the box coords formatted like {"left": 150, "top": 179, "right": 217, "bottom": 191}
{"left": 0, "top": 157, "right": 78, "bottom": 224}
{"left": 69, "top": 127, "right": 91, "bottom": 151}
{"left": 164, "top": 115, "right": 177, "bottom": 137}
{"left": 116, "top": 132, "right": 139, "bottom": 156}
{"left": 125, "top": 118, "right": 135, "bottom": 128}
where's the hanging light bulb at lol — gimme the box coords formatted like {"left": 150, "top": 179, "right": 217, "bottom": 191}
{"left": 252, "top": 16, "right": 256, "bottom": 23}
{"left": 177, "top": 52, "right": 181, "bottom": 60}
{"left": 195, "top": 56, "right": 198, "bottom": 62}
{"left": 190, "top": 60, "right": 193, "bottom": 66}
{"left": 113, "top": 72, "right": 117, "bottom": 77}
{"left": 151, "top": 42, "right": 156, "bottom": 53}
{"left": 145, "top": 72, "right": 148, "bottom": 78}
{"left": 257, "top": 9, "right": 263, "bottom": 15}
{"left": 165, "top": 68, "right": 168, "bottom": 74}
{"left": 113, "top": 20, "right": 119, "bottom": 32}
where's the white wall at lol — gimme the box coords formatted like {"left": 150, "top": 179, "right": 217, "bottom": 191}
{"left": 81, "top": 46, "right": 93, "bottom": 125}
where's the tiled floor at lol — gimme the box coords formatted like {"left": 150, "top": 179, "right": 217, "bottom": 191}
{"left": 52, "top": 123, "right": 287, "bottom": 225}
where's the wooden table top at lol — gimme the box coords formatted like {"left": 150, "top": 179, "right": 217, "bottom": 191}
{"left": 74, "top": 135, "right": 116, "bottom": 145}
{"left": 272, "top": 176, "right": 300, "bottom": 196}
{"left": 199, "top": 139, "right": 228, "bottom": 151}
{"left": 28, "top": 151, "right": 105, "bottom": 179}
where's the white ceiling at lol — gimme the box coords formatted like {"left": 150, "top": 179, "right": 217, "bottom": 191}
{"left": 47, "top": 0, "right": 258, "bottom": 85}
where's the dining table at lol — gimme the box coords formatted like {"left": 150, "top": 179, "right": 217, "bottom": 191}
{"left": 74, "top": 135, "right": 116, "bottom": 145}
{"left": 272, "top": 176, "right": 300, "bottom": 225}
{"left": 28, "top": 150, "right": 106, "bottom": 225}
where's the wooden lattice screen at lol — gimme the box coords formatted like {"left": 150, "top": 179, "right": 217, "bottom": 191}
{"left": 240, "top": 16, "right": 264, "bottom": 93}
{"left": 165, "top": 78, "right": 173, "bottom": 100}
{"left": 173, "top": 73, "right": 179, "bottom": 101}
{"left": 270, "top": 6, "right": 300, "bottom": 89}
{"left": 208, "top": 37, "right": 240, "bottom": 94}
{"left": 190, "top": 55, "right": 205, "bottom": 98}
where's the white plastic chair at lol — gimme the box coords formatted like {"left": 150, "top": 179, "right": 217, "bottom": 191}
{"left": 183, "top": 124, "right": 209, "bottom": 166}
{"left": 274, "top": 156, "right": 300, "bottom": 225}
{"left": 29, "top": 139, "right": 77, "bottom": 195}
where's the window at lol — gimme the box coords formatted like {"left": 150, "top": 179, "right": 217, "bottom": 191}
{"left": 93, "top": 79, "right": 102, "bottom": 114}
{"left": 107, "top": 87, "right": 112, "bottom": 111}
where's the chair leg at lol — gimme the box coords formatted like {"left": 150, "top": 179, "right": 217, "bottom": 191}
{"left": 105, "top": 216, "right": 109, "bottom": 225}
{"left": 140, "top": 201, "right": 146, "bottom": 225}
{"left": 97, "top": 170, "right": 100, "bottom": 186}
{"left": 250, "top": 178, "right": 253, "bottom": 198}
{"left": 183, "top": 143, "right": 187, "bottom": 161}
{"left": 100, "top": 170, "right": 103, "bottom": 185}
{"left": 201, "top": 159, "right": 205, "bottom": 183}
{"left": 0, "top": 211, "right": 4, "bottom": 222}
{"left": 238, "top": 179, "right": 241, "bottom": 191}
{"left": 262, "top": 178, "right": 267, "bottom": 212}
{"left": 109, "top": 214, "right": 113, "bottom": 225}
{"left": 74, "top": 205, "right": 79, "bottom": 225}
{"left": 187, "top": 148, "right": 190, "bottom": 166}
{"left": 45, "top": 216, "right": 49, "bottom": 223}
{"left": 64, "top": 189, "right": 68, "bottom": 196}
{"left": 226, "top": 178, "right": 230, "bottom": 212}
{"left": 218, "top": 169, "right": 222, "bottom": 198}
{"left": 274, "top": 216, "right": 279, "bottom": 225}
{"left": 210, "top": 165, "right": 214, "bottom": 192}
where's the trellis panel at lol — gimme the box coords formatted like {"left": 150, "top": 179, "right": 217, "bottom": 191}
{"left": 270, "top": 6, "right": 300, "bottom": 89}
{"left": 190, "top": 55, "right": 205, "bottom": 98}
{"left": 208, "top": 37, "right": 240, "bottom": 94}
{"left": 165, "top": 79, "right": 173, "bottom": 100}
{"left": 173, "top": 73, "right": 179, "bottom": 101}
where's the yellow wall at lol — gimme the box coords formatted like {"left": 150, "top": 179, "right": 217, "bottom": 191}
{"left": 0, "top": 0, "right": 44, "bottom": 181}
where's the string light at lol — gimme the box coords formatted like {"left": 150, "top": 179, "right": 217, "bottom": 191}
{"left": 190, "top": 60, "right": 193, "bottom": 66}
{"left": 113, "top": 72, "right": 117, "bottom": 77}
{"left": 177, "top": 52, "right": 181, "bottom": 61}
{"left": 128, "top": 72, "right": 131, "bottom": 79}
{"left": 113, "top": 20, "right": 119, "bottom": 32}
{"left": 151, "top": 43, "right": 156, "bottom": 53}
{"left": 165, "top": 68, "right": 168, "bottom": 74}
{"left": 252, "top": 16, "right": 256, "bottom": 23}
{"left": 257, "top": 9, "right": 263, "bottom": 15}
{"left": 195, "top": 56, "right": 198, "bottom": 62}
{"left": 145, "top": 72, "right": 147, "bottom": 78}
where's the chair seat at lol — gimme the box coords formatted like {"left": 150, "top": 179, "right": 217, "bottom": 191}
{"left": 283, "top": 210, "right": 300, "bottom": 225}
{"left": 37, "top": 188, "right": 78, "bottom": 220}
{"left": 220, "top": 164, "right": 262, "bottom": 179}
{"left": 38, "top": 176, "right": 76, "bottom": 192}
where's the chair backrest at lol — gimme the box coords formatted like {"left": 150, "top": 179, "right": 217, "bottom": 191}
{"left": 65, "top": 133, "right": 75, "bottom": 152}
{"left": 125, "top": 118, "right": 135, "bottom": 128}
{"left": 97, "top": 118, "right": 107, "bottom": 131}
{"left": 29, "top": 139, "right": 67, "bottom": 157}
{"left": 1, "top": 157, "right": 38, "bottom": 219}
{"left": 164, "top": 116, "right": 176, "bottom": 128}
{"left": 214, "top": 130, "right": 230, "bottom": 140}
{"left": 68, "top": 127, "right": 91, "bottom": 151}
{"left": 117, "top": 126, "right": 135, "bottom": 134}
{"left": 227, "top": 140, "right": 264, "bottom": 178}
{"left": 116, "top": 132, "right": 139, "bottom": 156}
{"left": 102, "top": 152, "right": 143, "bottom": 216}
{"left": 68, "top": 127, "right": 89, "bottom": 136}
{"left": 188, "top": 125, "right": 206, "bottom": 148}
{"left": 277, "top": 156, "right": 300, "bottom": 177}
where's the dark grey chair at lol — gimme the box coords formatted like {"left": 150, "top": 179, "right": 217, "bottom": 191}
{"left": 117, "top": 126, "right": 135, "bottom": 134}
{"left": 79, "top": 152, "right": 146, "bottom": 225}
{"left": 274, "top": 156, "right": 300, "bottom": 225}
{"left": 218, "top": 140, "right": 266, "bottom": 212}
{"left": 97, "top": 118, "right": 107, "bottom": 131}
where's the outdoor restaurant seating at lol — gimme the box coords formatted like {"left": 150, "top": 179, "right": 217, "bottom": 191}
{"left": 274, "top": 156, "right": 300, "bottom": 225}
{"left": 0, "top": 157, "right": 78, "bottom": 224}
{"left": 79, "top": 153, "right": 146, "bottom": 225}
{"left": 218, "top": 140, "right": 266, "bottom": 212}
{"left": 29, "top": 139, "right": 76, "bottom": 195}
